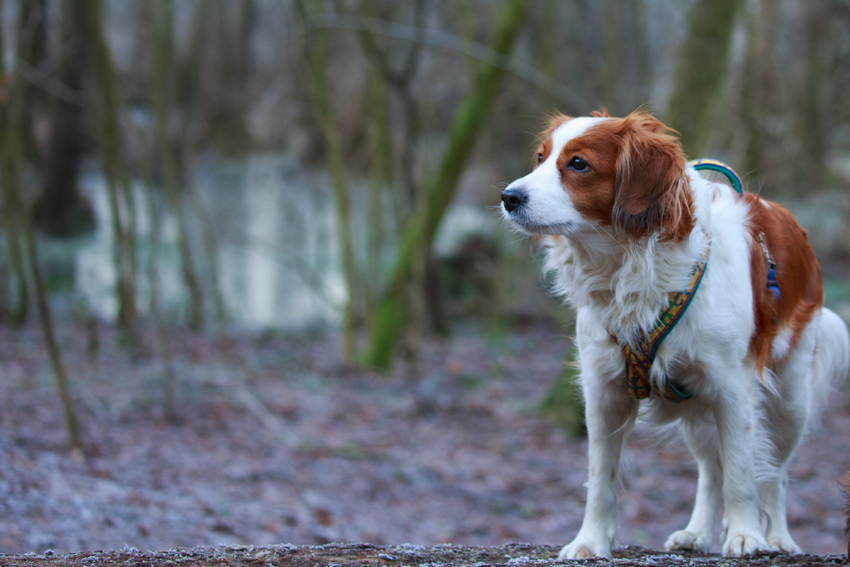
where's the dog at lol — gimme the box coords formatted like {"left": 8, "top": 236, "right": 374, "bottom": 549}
{"left": 499, "top": 110, "right": 850, "bottom": 558}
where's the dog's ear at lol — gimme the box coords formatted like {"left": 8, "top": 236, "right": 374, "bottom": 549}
{"left": 612, "top": 113, "right": 692, "bottom": 241}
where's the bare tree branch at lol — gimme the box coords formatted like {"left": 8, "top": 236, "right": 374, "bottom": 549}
{"left": 15, "top": 56, "right": 84, "bottom": 106}
{"left": 292, "top": 13, "right": 588, "bottom": 112}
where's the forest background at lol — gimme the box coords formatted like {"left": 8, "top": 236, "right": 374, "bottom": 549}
{"left": 0, "top": 0, "right": 849, "bottom": 557}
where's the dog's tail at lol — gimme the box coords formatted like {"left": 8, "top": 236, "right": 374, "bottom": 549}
{"left": 813, "top": 308, "right": 850, "bottom": 406}
{"left": 819, "top": 309, "right": 850, "bottom": 556}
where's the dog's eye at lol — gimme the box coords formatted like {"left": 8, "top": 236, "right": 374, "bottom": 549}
{"left": 536, "top": 152, "right": 544, "bottom": 164}
{"left": 567, "top": 157, "right": 589, "bottom": 172}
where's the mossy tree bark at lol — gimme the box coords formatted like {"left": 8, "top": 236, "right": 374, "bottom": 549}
{"left": 34, "top": 0, "right": 95, "bottom": 238}
{"left": 364, "top": 68, "right": 392, "bottom": 313}
{"left": 540, "top": 354, "right": 586, "bottom": 439}
{"left": 206, "top": 0, "right": 254, "bottom": 152}
{"left": 344, "top": 0, "right": 424, "bottom": 223}
{"left": 360, "top": 0, "right": 532, "bottom": 370}
{"left": 664, "top": 0, "right": 745, "bottom": 158}
{"left": 0, "top": 1, "right": 30, "bottom": 324}
{"left": 0, "top": 0, "right": 82, "bottom": 452}
{"left": 342, "top": 0, "right": 428, "bottom": 348}
{"left": 799, "top": 1, "right": 830, "bottom": 190}
{"left": 16, "top": 0, "right": 47, "bottom": 161}
{"left": 83, "top": 0, "right": 139, "bottom": 342}
{"left": 145, "top": 0, "right": 206, "bottom": 332}
{"left": 189, "top": 3, "right": 227, "bottom": 327}
{"left": 343, "top": 0, "right": 447, "bottom": 358}
{"left": 296, "top": 0, "right": 360, "bottom": 365}
{"left": 140, "top": 149, "right": 177, "bottom": 420}
{"left": 741, "top": 0, "right": 780, "bottom": 191}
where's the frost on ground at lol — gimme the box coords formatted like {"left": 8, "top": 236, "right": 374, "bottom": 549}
{"left": 0, "top": 320, "right": 847, "bottom": 556}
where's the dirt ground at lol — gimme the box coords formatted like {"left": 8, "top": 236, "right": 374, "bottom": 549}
{"left": 0, "top": 319, "right": 848, "bottom": 556}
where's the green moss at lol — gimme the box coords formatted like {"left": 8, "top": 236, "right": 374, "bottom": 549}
{"left": 539, "top": 361, "right": 586, "bottom": 439}
{"left": 665, "top": 0, "right": 745, "bottom": 157}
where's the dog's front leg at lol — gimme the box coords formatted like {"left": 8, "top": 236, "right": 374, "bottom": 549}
{"left": 664, "top": 423, "right": 722, "bottom": 552}
{"left": 559, "top": 334, "right": 636, "bottom": 559}
{"left": 714, "top": 382, "right": 770, "bottom": 556}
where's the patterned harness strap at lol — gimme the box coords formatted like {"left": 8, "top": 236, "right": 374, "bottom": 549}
{"left": 608, "top": 240, "right": 711, "bottom": 403}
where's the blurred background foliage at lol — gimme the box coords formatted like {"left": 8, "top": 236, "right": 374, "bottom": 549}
{"left": 0, "top": 0, "right": 849, "bottom": 447}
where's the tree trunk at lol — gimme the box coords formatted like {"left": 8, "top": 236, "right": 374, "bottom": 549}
{"left": 0, "top": 0, "right": 82, "bottom": 453}
{"left": 206, "top": 0, "right": 253, "bottom": 151}
{"left": 296, "top": 0, "right": 359, "bottom": 365}
{"left": 146, "top": 0, "right": 205, "bottom": 331}
{"left": 343, "top": 0, "right": 426, "bottom": 356}
{"left": 141, "top": 140, "right": 178, "bottom": 421}
{"left": 20, "top": 189, "right": 83, "bottom": 454}
{"left": 34, "top": 0, "right": 95, "bottom": 238}
{"left": 83, "top": 0, "right": 138, "bottom": 341}
{"left": 600, "top": 0, "right": 622, "bottom": 113}
{"left": 800, "top": 0, "right": 829, "bottom": 189}
{"left": 360, "top": 0, "right": 532, "bottom": 370}
{"left": 741, "top": 0, "right": 779, "bottom": 190}
{"left": 664, "top": 0, "right": 745, "bottom": 158}
{"left": 18, "top": 0, "right": 47, "bottom": 160}
{"left": 181, "top": 0, "right": 227, "bottom": 327}
{"left": 364, "top": 68, "right": 391, "bottom": 312}
{"left": 0, "top": 1, "right": 29, "bottom": 324}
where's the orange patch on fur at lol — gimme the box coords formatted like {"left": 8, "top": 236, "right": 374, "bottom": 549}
{"left": 745, "top": 194, "right": 823, "bottom": 372}
{"left": 533, "top": 138, "right": 553, "bottom": 169}
{"left": 535, "top": 111, "right": 693, "bottom": 241}
{"left": 555, "top": 124, "right": 621, "bottom": 226}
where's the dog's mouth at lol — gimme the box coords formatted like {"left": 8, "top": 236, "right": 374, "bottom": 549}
{"left": 502, "top": 207, "right": 573, "bottom": 236}
{"left": 517, "top": 221, "right": 574, "bottom": 235}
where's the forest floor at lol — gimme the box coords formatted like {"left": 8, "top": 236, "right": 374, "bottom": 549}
{"left": 0, "top": 318, "right": 848, "bottom": 556}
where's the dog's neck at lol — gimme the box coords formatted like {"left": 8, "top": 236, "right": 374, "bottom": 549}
{"left": 543, "top": 224, "right": 708, "bottom": 337}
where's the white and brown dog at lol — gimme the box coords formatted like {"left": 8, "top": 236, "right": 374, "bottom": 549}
{"left": 500, "top": 110, "right": 850, "bottom": 558}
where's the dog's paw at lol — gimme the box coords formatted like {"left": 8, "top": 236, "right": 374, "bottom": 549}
{"left": 557, "top": 539, "right": 612, "bottom": 560}
{"left": 664, "top": 529, "right": 712, "bottom": 553}
{"left": 722, "top": 531, "right": 769, "bottom": 557}
{"left": 766, "top": 534, "right": 802, "bottom": 555}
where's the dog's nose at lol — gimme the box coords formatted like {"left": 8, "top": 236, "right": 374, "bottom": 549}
{"left": 501, "top": 188, "right": 528, "bottom": 213}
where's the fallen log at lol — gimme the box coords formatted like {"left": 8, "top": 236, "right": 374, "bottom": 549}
{"left": 0, "top": 543, "right": 846, "bottom": 567}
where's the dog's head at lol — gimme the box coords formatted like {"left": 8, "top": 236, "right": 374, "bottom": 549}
{"left": 501, "top": 110, "right": 693, "bottom": 242}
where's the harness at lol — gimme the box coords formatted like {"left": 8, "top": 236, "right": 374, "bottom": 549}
{"left": 757, "top": 233, "right": 780, "bottom": 300}
{"left": 689, "top": 159, "right": 779, "bottom": 299}
{"left": 606, "top": 159, "right": 756, "bottom": 403}
{"left": 607, "top": 242, "right": 710, "bottom": 403}
{"left": 688, "top": 158, "right": 743, "bottom": 195}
